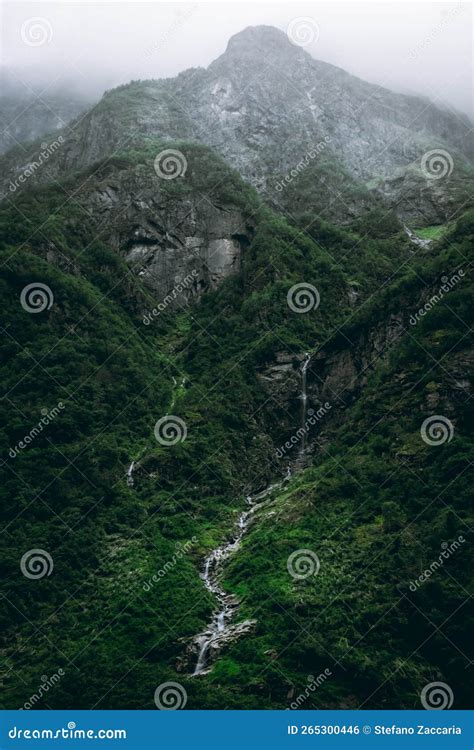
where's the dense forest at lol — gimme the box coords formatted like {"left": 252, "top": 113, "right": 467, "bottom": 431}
{"left": 1, "top": 136, "right": 472, "bottom": 709}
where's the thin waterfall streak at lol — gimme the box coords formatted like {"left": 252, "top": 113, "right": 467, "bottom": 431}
{"left": 300, "top": 353, "right": 311, "bottom": 457}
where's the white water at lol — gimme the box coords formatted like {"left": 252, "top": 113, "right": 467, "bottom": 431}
{"left": 403, "top": 224, "right": 431, "bottom": 248}
{"left": 126, "top": 376, "right": 186, "bottom": 489}
{"left": 126, "top": 460, "right": 135, "bottom": 487}
{"left": 299, "top": 353, "right": 311, "bottom": 458}
{"left": 191, "top": 352, "right": 312, "bottom": 675}
{"left": 192, "top": 482, "right": 281, "bottom": 676}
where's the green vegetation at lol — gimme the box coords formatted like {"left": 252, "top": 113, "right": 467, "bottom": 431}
{"left": 0, "top": 142, "right": 472, "bottom": 710}
{"left": 413, "top": 225, "right": 447, "bottom": 240}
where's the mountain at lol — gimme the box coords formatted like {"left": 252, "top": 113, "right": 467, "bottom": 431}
{"left": 0, "top": 26, "right": 472, "bottom": 711}
{"left": 0, "top": 71, "right": 91, "bottom": 155}
{"left": 1, "top": 26, "right": 472, "bottom": 223}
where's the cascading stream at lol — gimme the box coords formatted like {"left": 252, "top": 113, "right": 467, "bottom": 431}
{"left": 191, "top": 483, "right": 282, "bottom": 676}
{"left": 403, "top": 224, "right": 431, "bottom": 248}
{"left": 191, "top": 354, "right": 312, "bottom": 675}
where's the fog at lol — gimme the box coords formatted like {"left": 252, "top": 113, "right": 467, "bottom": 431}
{"left": 1, "top": 1, "right": 472, "bottom": 117}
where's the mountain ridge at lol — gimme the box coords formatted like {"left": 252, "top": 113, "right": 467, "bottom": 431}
{"left": 1, "top": 25, "right": 472, "bottom": 225}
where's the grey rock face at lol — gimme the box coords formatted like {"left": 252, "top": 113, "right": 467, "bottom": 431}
{"left": 1, "top": 26, "right": 472, "bottom": 223}
{"left": 261, "top": 313, "right": 407, "bottom": 462}
{"left": 74, "top": 167, "right": 254, "bottom": 307}
{"left": 375, "top": 163, "right": 473, "bottom": 224}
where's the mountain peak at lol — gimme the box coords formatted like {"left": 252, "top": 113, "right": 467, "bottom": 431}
{"left": 223, "top": 24, "right": 301, "bottom": 60}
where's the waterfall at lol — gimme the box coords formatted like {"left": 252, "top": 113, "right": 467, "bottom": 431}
{"left": 190, "top": 353, "right": 312, "bottom": 675}
{"left": 127, "top": 376, "right": 185, "bottom": 490}
{"left": 126, "top": 460, "right": 135, "bottom": 487}
{"left": 403, "top": 224, "right": 431, "bottom": 248}
{"left": 191, "top": 484, "right": 281, "bottom": 676}
{"left": 299, "top": 353, "right": 311, "bottom": 457}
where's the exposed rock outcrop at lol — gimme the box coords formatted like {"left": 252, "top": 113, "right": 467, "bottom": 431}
{"left": 2, "top": 26, "right": 472, "bottom": 224}
{"left": 39, "top": 163, "right": 255, "bottom": 309}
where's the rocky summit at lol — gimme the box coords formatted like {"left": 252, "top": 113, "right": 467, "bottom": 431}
{"left": 1, "top": 23, "right": 473, "bottom": 713}
{"left": 1, "top": 25, "right": 472, "bottom": 223}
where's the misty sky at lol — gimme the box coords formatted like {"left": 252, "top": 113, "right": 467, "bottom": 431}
{"left": 1, "top": 1, "right": 472, "bottom": 117}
